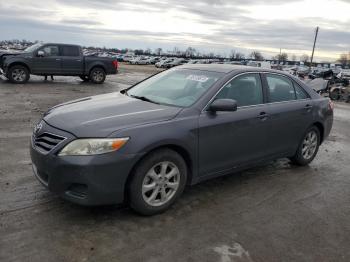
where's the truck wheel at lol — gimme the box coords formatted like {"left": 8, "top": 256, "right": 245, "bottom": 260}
{"left": 90, "top": 67, "right": 106, "bottom": 84}
{"left": 79, "top": 75, "right": 90, "bottom": 82}
{"left": 8, "top": 65, "right": 30, "bottom": 84}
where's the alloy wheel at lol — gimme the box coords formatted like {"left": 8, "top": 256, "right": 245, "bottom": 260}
{"left": 12, "top": 69, "right": 26, "bottom": 82}
{"left": 302, "top": 130, "right": 318, "bottom": 160}
{"left": 142, "top": 161, "right": 180, "bottom": 207}
{"left": 92, "top": 70, "right": 104, "bottom": 82}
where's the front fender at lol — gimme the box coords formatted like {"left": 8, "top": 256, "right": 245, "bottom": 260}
{"left": 4, "top": 57, "right": 31, "bottom": 73}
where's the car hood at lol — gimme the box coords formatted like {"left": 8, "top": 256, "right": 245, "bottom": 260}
{"left": 43, "top": 92, "right": 182, "bottom": 137}
{"left": 0, "top": 50, "right": 28, "bottom": 57}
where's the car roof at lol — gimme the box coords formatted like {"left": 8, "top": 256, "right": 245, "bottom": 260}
{"left": 44, "top": 43, "right": 80, "bottom": 47}
{"left": 178, "top": 63, "right": 282, "bottom": 74}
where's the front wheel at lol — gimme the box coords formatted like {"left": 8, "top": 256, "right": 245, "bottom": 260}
{"left": 128, "top": 149, "right": 187, "bottom": 215}
{"left": 290, "top": 126, "right": 320, "bottom": 166}
{"left": 90, "top": 68, "right": 106, "bottom": 84}
{"left": 8, "top": 65, "right": 30, "bottom": 84}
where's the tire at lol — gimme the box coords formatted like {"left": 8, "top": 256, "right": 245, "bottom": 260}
{"left": 8, "top": 65, "right": 30, "bottom": 84}
{"left": 90, "top": 67, "right": 106, "bottom": 84}
{"left": 290, "top": 126, "right": 320, "bottom": 166}
{"left": 128, "top": 149, "right": 187, "bottom": 216}
{"left": 79, "top": 75, "right": 90, "bottom": 82}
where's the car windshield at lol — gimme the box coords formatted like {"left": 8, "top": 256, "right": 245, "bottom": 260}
{"left": 24, "top": 43, "right": 43, "bottom": 52}
{"left": 127, "top": 69, "right": 224, "bottom": 107}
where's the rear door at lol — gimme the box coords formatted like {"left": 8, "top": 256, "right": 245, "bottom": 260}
{"left": 263, "top": 73, "right": 314, "bottom": 156}
{"left": 198, "top": 73, "right": 269, "bottom": 176}
{"left": 60, "top": 45, "right": 83, "bottom": 75}
{"left": 30, "top": 45, "right": 61, "bottom": 74}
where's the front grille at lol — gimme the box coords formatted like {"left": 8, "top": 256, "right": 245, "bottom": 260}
{"left": 33, "top": 132, "right": 66, "bottom": 153}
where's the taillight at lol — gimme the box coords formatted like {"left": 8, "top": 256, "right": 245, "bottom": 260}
{"left": 112, "top": 60, "right": 118, "bottom": 69}
{"left": 328, "top": 99, "right": 334, "bottom": 111}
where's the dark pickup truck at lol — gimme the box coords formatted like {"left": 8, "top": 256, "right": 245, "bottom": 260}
{"left": 0, "top": 43, "right": 118, "bottom": 84}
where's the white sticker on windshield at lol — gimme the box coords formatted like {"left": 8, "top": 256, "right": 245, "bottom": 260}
{"left": 186, "top": 75, "right": 209, "bottom": 82}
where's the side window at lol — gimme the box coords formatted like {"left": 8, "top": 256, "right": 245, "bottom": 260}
{"left": 62, "top": 46, "right": 80, "bottom": 56}
{"left": 39, "top": 45, "right": 59, "bottom": 57}
{"left": 294, "top": 83, "right": 309, "bottom": 99}
{"left": 216, "top": 74, "right": 263, "bottom": 107}
{"left": 266, "top": 74, "right": 295, "bottom": 102}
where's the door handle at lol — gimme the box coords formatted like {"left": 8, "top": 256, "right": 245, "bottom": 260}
{"left": 76, "top": 60, "right": 81, "bottom": 62}
{"left": 257, "top": 112, "right": 269, "bottom": 121}
{"left": 56, "top": 58, "right": 61, "bottom": 61}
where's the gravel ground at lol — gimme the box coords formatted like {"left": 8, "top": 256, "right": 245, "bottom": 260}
{"left": 0, "top": 64, "right": 349, "bottom": 262}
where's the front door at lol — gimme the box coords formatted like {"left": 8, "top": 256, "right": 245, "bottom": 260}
{"left": 30, "top": 45, "right": 61, "bottom": 75}
{"left": 198, "top": 73, "right": 269, "bottom": 177}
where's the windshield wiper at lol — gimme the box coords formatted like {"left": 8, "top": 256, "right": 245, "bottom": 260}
{"left": 129, "top": 94, "right": 160, "bottom": 104}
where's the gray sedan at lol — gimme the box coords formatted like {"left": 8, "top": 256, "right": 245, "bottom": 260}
{"left": 30, "top": 64, "right": 333, "bottom": 215}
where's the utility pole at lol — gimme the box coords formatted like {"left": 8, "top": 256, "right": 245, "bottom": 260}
{"left": 310, "top": 26, "right": 319, "bottom": 68}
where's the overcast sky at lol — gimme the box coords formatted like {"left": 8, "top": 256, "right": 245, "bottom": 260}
{"left": 1, "top": 0, "right": 349, "bottom": 61}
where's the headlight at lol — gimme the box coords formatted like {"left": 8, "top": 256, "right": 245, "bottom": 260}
{"left": 58, "top": 138, "right": 129, "bottom": 156}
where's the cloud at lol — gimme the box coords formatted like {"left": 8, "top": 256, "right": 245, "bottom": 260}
{"left": 0, "top": 0, "right": 349, "bottom": 61}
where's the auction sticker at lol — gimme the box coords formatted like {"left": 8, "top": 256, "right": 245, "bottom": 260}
{"left": 186, "top": 75, "right": 209, "bottom": 82}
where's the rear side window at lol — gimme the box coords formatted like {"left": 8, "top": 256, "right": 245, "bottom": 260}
{"left": 294, "top": 83, "right": 309, "bottom": 99}
{"left": 266, "top": 74, "right": 295, "bottom": 102}
{"left": 216, "top": 73, "right": 263, "bottom": 107}
{"left": 62, "top": 46, "right": 80, "bottom": 56}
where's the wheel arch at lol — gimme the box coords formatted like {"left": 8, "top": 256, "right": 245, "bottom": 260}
{"left": 313, "top": 122, "right": 325, "bottom": 144}
{"left": 88, "top": 64, "right": 106, "bottom": 75}
{"left": 124, "top": 143, "right": 194, "bottom": 202}
{"left": 8, "top": 62, "right": 31, "bottom": 74}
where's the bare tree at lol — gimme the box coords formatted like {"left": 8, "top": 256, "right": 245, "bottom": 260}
{"left": 185, "top": 47, "right": 196, "bottom": 57}
{"left": 249, "top": 51, "right": 264, "bottom": 61}
{"left": 155, "top": 48, "right": 162, "bottom": 56}
{"left": 235, "top": 52, "right": 245, "bottom": 60}
{"left": 338, "top": 53, "right": 349, "bottom": 66}
{"left": 300, "top": 54, "right": 309, "bottom": 63}
{"left": 276, "top": 53, "right": 288, "bottom": 62}
{"left": 230, "top": 50, "right": 236, "bottom": 60}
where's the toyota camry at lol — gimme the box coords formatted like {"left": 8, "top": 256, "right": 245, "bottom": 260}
{"left": 30, "top": 64, "right": 333, "bottom": 215}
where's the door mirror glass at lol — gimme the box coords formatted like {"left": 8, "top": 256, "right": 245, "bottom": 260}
{"left": 209, "top": 99, "right": 237, "bottom": 112}
{"left": 37, "top": 50, "right": 45, "bottom": 57}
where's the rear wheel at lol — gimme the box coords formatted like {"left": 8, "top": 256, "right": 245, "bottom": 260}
{"left": 90, "top": 67, "right": 106, "bottom": 84}
{"left": 290, "top": 126, "right": 320, "bottom": 166}
{"left": 8, "top": 65, "right": 30, "bottom": 84}
{"left": 128, "top": 149, "right": 187, "bottom": 215}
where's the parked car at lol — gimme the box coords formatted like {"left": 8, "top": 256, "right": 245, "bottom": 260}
{"left": 122, "top": 55, "right": 134, "bottom": 62}
{"left": 146, "top": 57, "right": 160, "bottom": 64}
{"left": 135, "top": 57, "right": 151, "bottom": 65}
{"left": 163, "top": 58, "right": 188, "bottom": 68}
{"left": 30, "top": 64, "right": 333, "bottom": 215}
{"left": 0, "top": 43, "right": 118, "bottom": 84}
{"left": 155, "top": 58, "right": 174, "bottom": 68}
{"left": 129, "top": 57, "right": 141, "bottom": 65}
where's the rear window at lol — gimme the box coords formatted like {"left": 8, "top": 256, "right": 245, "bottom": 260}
{"left": 62, "top": 46, "right": 80, "bottom": 56}
{"left": 266, "top": 74, "right": 296, "bottom": 102}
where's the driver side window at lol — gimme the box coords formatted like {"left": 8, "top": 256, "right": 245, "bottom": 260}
{"left": 216, "top": 73, "right": 263, "bottom": 107}
{"left": 39, "top": 45, "right": 59, "bottom": 57}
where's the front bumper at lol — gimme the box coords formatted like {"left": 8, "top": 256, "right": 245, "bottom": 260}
{"left": 30, "top": 123, "right": 141, "bottom": 206}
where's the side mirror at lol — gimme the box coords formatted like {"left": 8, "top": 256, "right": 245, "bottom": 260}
{"left": 37, "top": 50, "right": 45, "bottom": 57}
{"left": 209, "top": 99, "right": 238, "bottom": 112}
